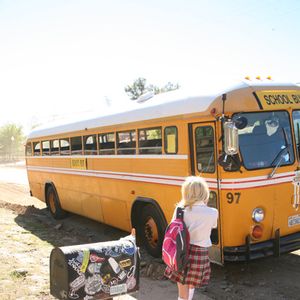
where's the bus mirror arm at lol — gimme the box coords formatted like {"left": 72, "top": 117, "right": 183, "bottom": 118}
{"left": 222, "top": 93, "right": 227, "bottom": 119}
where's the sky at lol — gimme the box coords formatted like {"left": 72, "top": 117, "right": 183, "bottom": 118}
{"left": 0, "top": 0, "right": 300, "bottom": 134}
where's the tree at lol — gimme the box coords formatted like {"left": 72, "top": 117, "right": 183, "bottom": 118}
{"left": 0, "top": 123, "right": 25, "bottom": 161}
{"left": 125, "top": 77, "right": 180, "bottom": 100}
{"left": 160, "top": 82, "right": 180, "bottom": 93}
{"left": 124, "top": 78, "right": 148, "bottom": 100}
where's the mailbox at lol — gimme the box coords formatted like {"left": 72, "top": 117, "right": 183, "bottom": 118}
{"left": 50, "top": 235, "right": 139, "bottom": 300}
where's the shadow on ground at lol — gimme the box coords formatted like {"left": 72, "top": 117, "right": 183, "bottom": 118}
{"left": 13, "top": 203, "right": 128, "bottom": 248}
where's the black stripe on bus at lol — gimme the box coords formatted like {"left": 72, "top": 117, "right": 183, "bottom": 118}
{"left": 188, "top": 123, "right": 195, "bottom": 175}
{"left": 253, "top": 92, "right": 263, "bottom": 110}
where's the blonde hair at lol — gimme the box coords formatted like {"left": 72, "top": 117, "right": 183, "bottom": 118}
{"left": 180, "top": 176, "right": 209, "bottom": 208}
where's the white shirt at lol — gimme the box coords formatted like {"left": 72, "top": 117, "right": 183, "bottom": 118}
{"left": 173, "top": 202, "right": 218, "bottom": 247}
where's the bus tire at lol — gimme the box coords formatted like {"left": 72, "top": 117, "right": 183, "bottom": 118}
{"left": 46, "top": 185, "right": 67, "bottom": 220}
{"left": 139, "top": 204, "right": 165, "bottom": 258}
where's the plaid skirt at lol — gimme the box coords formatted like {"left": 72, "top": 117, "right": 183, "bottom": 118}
{"left": 164, "top": 244, "right": 211, "bottom": 287}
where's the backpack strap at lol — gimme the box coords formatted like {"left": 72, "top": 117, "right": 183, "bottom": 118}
{"left": 176, "top": 206, "right": 184, "bottom": 219}
{"left": 176, "top": 207, "right": 188, "bottom": 284}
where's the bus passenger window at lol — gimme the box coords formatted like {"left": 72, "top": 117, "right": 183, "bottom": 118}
{"left": 50, "top": 140, "right": 60, "bottom": 156}
{"left": 84, "top": 135, "right": 97, "bottom": 155}
{"left": 99, "top": 133, "right": 115, "bottom": 155}
{"left": 60, "top": 139, "right": 70, "bottom": 156}
{"left": 71, "top": 136, "right": 83, "bottom": 155}
{"left": 26, "top": 142, "right": 32, "bottom": 156}
{"left": 195, "top": 126, "right": 215, "bottom": 173}
{"left": 164, "top": 126, "right": 178, "bottom": 154}
{"left": 117, "top": 131, "right": 136, "bottom": 154}
{"left": 42, "top": 141, "right": 50, "bottom": 156}
{"left": 33, "top": 142, "right": 41, "bottom": 156}
{"left": 138, "top": 127, "right": 162, "bottom": 154}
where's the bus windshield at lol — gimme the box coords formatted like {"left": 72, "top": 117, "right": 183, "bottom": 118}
{"left": 237, "top": 111, "right": 294, "bottom": 170}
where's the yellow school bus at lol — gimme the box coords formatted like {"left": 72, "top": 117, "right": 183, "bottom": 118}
{"left": 25, "top": 79, "right": 300, "bottom": 264}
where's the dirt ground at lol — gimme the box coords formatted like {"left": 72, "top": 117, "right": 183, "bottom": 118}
{"left": 1, "top": 163, "right": 300, "bottom": 300}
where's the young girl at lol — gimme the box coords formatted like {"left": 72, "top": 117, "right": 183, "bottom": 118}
{"left": 164, "top": 176, "right": 218, "bottom": 300}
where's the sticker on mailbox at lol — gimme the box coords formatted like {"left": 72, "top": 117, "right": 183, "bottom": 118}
{"left": 110, "top": 283, "right": 127, "bottom": 295}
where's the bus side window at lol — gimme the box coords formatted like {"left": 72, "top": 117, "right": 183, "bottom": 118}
{"left": 50, "top": 140, "right": 60, "bottom": 156}
{"left": 164, "top": 126, "right": 178, "bottom": 154}
{"left": 71, "top": 136, "right": 83, "bottom": 155}
{"left": 195, "top": 126, "right": 215, "bottom": 173}
{"left": 26, "top": 142, "right": 32, "bottom": 156}
{"left": 60, "top": 138, "right": 70, "bottom": 156}
{"left": 42, "top": 141, "right": 50, "bottom": 156}
{"left": 33, "top": 142, "right": 41, "bottom": 156}
{"left": 71, "top": 136, "right": 82, "bottom": 155}
{"left": 138, "top": 127, "right": 162, "bottom": 154}
{"left": 84, "top": 135, "right": 97, "bottom": 155}
{"left": 117, "top": 130, "right": 136, "bottom": 155}
{"left": 99, "top": 133, "right": 115, "bottom": 155}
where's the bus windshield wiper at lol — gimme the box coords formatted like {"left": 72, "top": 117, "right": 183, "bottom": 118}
{"left": 268, "top": 147, "right": 288, "bottom": 179}
{"left": 268, "top": 128, "right": 291, "bottom": 179}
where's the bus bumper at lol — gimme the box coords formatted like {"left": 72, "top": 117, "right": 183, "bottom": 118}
{"left": 223, "top": 229, "right": 300, "bottom": 262}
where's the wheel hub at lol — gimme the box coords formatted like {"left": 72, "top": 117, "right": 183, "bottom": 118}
{"left": 144, "top": 218, "right": 158, "bottom": 248}
{"left": 48, "top": 192, "right": 56, "bottom": 214}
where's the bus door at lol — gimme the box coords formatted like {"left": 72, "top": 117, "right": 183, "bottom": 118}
{"left": 189, "top": 122, "right": 223, "bottom": 264}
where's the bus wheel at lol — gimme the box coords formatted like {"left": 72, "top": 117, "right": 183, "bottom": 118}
{"left": 46, "top": 186, "right": 66, "bottom": 220}
{"left": 140, "top": 205, "right": 165, "bottom": 258}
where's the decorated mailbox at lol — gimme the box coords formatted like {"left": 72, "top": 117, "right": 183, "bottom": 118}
{"left": 50, "top": 235, "right": 139, "bottom": 300}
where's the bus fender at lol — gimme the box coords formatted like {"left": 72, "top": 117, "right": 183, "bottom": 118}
{"left": 44, "top": 181, "right": 58, "bottom": 202}
{"left": 131, "top": 197, "right": 168, "bottom": 230}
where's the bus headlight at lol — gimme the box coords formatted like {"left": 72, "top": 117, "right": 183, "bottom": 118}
{"left": 252, "top": 208, "right": 265, "bottom": 223}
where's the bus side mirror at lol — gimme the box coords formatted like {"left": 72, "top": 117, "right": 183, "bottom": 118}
{"left": 218, "top": 120, "right": 242, "bottom": 171}
{"left": 218, "top": 153, "right": 241, "bottom": 172}
{"left": 234, "top": 116, "right": 248, "bottom": 130}
{"left": 224, "top": 120, "right": 238, "bottom": 155}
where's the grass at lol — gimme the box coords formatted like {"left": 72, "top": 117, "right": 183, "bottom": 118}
{"left": 9, "top": 270, "right": 27, "bottom": 279}
{"left": 0, "top": 208, "right": 55, "bottom": 300}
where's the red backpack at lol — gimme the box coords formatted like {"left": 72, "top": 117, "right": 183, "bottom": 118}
{"left": 162, "top": 207, "right": 190, "bottom": 272}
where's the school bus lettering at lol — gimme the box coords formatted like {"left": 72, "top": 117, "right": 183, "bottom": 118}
{"left": 256, "top": 90, "right": 300, "bottom": 109}
{"left": 263, "top": 94, "right": 293, "bottom": 105}
{"left": 71, "top": 158, "right": 87, "bottom": 170}
{"left": 226, "top": 192, "right": 241, "bottom": 204}
{"left": 292, "top": 94, "right": 300, "bottom": 103}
